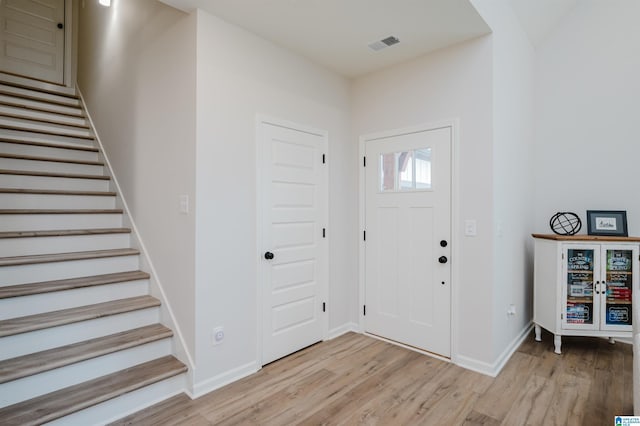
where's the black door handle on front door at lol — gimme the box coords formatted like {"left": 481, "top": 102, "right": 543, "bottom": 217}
{"left": 438, "top": 256, "right": 448, "bottom": 264}
{"left": 264, "top": 251, "right": 274, "bottom": 260}
{"left": 57, "top": 23, "right": 64, "bottom": 29}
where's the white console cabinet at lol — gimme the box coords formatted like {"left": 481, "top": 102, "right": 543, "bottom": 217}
{"left": 533, "top": 234, "right": 639, "bottom": 354}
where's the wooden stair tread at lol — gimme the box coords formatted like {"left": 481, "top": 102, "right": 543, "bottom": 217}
{"left": 0, "top": 153, "right": 103, "bottom": 166}
{"left": 0, "top": 78, "right": 79, "bottom": 100}
{"left": 0, "top": 99, "right": 85, "bottom": 119}
{"left": 0, "top": 208, "right": 122, "bottom": 214}
{"left": 0, "top": 125, "right": 93, "bottom": 140}
{"left": 0, "top": 188, "right": 115, "bottom": 196}
{"left": 0, "top": 324, "right": 172, "bottom": 384}
{"left": 0, "top": 248, "right": 139, "bottom": 267}
{"left": 0, "top": 295, "right": 160, "bottom": 337}
{"left": 0, "top": 89, "right": 81, "bottom": 109}
{"left": 0, "top": 355, "right": 187, "bottom": 426}
{"left": 0, "top": 228, "right": 131, "bottom": 239}
{"left": 0, "top": 169, "right": 110, "bottom": 180}
{"left": 0, "top": 137, "right": 96, "bottom": 151}
{"left": 0, "top": 112, "right": 90, "bottom": 130}
{"left": 0, "top": 270, "right": 150, "bottom": 299}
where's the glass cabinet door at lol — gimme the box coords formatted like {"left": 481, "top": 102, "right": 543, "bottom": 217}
{"left": 601, "top": 247, "right": 635, "bottom": 331}
{"left": 564, "top": 247, "right": 598, "bottom": 330}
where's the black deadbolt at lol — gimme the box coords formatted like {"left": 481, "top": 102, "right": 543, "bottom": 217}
{"left": 57, "top": 23, "right": 64, "bottom": 29}
{"left": 438, "top": 256, "right": 448, "bottom": 264}
{"left": 440, "top": 240, "right": 448, "bottom": 247}
{"left": 264, "top": 251, "right": 274, "bottom": 260}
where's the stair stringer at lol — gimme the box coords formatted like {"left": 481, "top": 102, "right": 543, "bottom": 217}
{"left": 77, "top": 88, "right": 196, "bottom": 396}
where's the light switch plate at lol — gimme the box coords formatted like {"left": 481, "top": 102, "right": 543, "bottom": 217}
{"left": 179, "top": 194, "right": 189, "bottom": 214}
{"left": 464, "top": 219, "right": 477, "bottom": 236}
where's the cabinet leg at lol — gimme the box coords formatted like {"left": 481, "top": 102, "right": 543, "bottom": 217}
{"left": 609, "top": 337, "right": 616, "bottom": 345}
{"left": 534, "top": 324, "right": 542, "bottom": 342}
{"left": 553, "top": 334, "right": 562, "bottom": 354}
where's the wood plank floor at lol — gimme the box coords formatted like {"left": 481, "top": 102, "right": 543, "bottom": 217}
{"left": 111, "top": 329, "right": 633, "bottom": 426}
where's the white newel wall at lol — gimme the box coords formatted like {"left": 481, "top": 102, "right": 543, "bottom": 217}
{"left": 76, "top": 0, "right": 197, "bottom": 371}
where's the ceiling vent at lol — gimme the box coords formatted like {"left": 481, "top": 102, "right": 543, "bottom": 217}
{"left": 368, "top": 36, "right": 400, "bottom": 52}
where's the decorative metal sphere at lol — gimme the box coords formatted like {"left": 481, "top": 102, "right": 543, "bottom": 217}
{"left": 549, "top": 212, "right": 582, "bottom": 236}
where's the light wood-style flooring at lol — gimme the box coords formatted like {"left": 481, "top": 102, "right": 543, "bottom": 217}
{"left": 111, "top": 329, "right": 633, "bottom": 425}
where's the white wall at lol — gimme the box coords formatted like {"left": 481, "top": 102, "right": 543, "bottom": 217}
{"left": 352, "top": 37, "right": 495, "bottom": 365}
{"left": 193, "top": 9, "right": 353, "bottom": 392}
{"left": 534, "top": 1, "right": 640, "bottom": 235}
{"left": 77, "top": 0, "right": 197, "bottom": 356}
{"left": 471, "top": 0, "right": 536, "bottom": 367}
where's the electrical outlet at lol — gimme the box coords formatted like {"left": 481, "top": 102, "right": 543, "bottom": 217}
{"left": 212, "top": 326, "right": 224, "bottom": 345}
{"left": 507, "top": 304, "right": 516, "bottom": 316}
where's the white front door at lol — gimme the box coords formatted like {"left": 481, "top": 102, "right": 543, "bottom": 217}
{"left": 364, "top": 125, "right": 452, "bottom": 357}
{"left": 259, "top": 119, "right": 327, "bottom": 365}
{"left": 0, "top": 0, "right": 65, "bottom": 84}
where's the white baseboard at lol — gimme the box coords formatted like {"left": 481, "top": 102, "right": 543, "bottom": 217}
{"left": 456, "top": 322, "right": 533, "bottom": 377}
{"left": 327, "top": 322, "right": 359, "bottom": 339}
{"left": 190, "top": 361, "right": 260, "bottom": 399}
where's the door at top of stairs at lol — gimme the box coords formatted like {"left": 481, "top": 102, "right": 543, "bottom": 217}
{"left": 0, "top": 0, "right": 66, "bottom": 85}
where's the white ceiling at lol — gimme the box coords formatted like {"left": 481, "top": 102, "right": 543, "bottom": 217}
{"left": 158, "top": 0, "right": 578, "bottom": 78}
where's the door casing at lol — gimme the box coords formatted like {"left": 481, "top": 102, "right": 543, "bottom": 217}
{"left": 358, "top": 120, "right": 460, "bottom": 362}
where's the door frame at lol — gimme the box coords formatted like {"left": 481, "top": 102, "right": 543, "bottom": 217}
{"left": 358, "top": 119, "right": 460, "bottom": 361}
{"left": 65, "top": 0, "right": 77, "bottom": 87}
{"left": 255, "top": 114, "right": 329, "bottom": 366}
{"left": 0, "top": 0, "right": 74, "bottom": 86}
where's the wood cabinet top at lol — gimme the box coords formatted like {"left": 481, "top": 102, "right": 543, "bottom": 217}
{"left": 532, "top": 233, "right": 640, "bottom": 242}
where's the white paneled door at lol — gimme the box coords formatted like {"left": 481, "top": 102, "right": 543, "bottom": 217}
{"left": 259, "top": 119, "right": 327, "bottom": 365}
{"left": 364, "top": 126, "right": 452, "bottom": 357}
{"left": 0, "top": 0, "right": 65, "bottom": 84}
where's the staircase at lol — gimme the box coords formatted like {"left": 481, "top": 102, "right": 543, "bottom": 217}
{"left": 0, "top": 74, "right": 187, "bottom": 425}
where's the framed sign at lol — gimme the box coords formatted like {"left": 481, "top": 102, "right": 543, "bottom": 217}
{"left": 586, "top": 210, "right": 628, "bottom": 237}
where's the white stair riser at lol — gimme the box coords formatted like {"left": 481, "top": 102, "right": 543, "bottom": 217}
{"left": 0, "top": 141, "right": 98, "bottom": 162}
{"left": 0, "top": 105, "right": 88, "bottom": 127}
{"left": 0, "top": 193, "right": 115, "bottom": 209}
{"left": 0, "top": 157, "right": 103, "bottom": 175}
{"left": 0, "top": 117, "right": 92, "bottom": 138}
{"left": 0, "top": 213, "right": 123, "bottom": 232}
{"left": 0, "top": 174, "right": 109, "bottom": 191}
{"left": 1, "top": 254, "right": 139, "bottom": 286}
{"left": 0, "top": 73, "right": 77, "bottom": 97}
{"left": 0, "top": 84, "right": 81, "bottom": 107}
{"left": 0, "top": 338, "right": 171, "bottom": 408}
{"left": 49, "top": 374, "right": 186, "bottom": 426}
{"left": 0, "top": 128, "right": 94, "bottom": 148}
{"left": 0, "top": 280, "right": 149, "bottom": 320}
{"left": 0, "top": 308, "right": 156, "bottom": 361}
{"left": 0, "top": 233, "right": 131, "bottom": 257}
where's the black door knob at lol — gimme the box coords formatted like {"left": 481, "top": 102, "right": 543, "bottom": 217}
{"left": 57, "top": 23, "right": 64, "bottom": 29}
{"left": 438, "top": 256, "right": 448, "bottom": 264}
{"left": 264, "top": 251, "right": 274, "bottom": 260}
{"left": 440, "top": 240, "right": 448, "bottom": 247}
